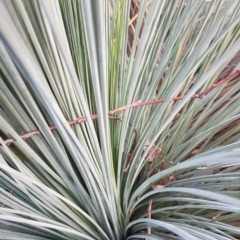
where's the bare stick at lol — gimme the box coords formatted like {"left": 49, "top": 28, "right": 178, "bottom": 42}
{"left": 2, "top": 70, "right": 239, "bottom": 146}
{"left": 147, "top": 199, "right": 153, "bottom": 235}
{"left": 3, "top": 115, "right": 98, "bottom": 146}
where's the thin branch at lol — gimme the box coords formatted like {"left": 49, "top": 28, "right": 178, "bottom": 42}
{"left": 147, "top": 199, "right": 153, "bottom": 235}
{"left": 2, "top": 70, "right": 239, "bottom": 146}
{"left": 128, "top": 0, "right": 151, "bottom": 26}
{"left": 109, "top": 69, "right": 240, "bottom": 114}
{"left": 3, "top": 115, "right": 98, "bottom": 146}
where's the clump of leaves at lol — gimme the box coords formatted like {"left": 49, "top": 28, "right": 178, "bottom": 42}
{"left": 1, "top": 0, "right": 240, "bottom": 239}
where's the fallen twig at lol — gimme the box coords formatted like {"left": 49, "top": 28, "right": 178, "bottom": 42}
{"left": 147, "top": 199, "right": 153, "bottom": 236}
{"left": 1, "top": 70, "right": 239, "bottom": 146}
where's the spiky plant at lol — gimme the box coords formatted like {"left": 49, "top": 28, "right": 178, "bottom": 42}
{"left": 1, "top": 0, "right": 240, "bottom": 239}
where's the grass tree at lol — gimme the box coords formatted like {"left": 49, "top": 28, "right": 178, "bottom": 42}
{"left": 1, "top": 0, "right": 240, "bottom": 239}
